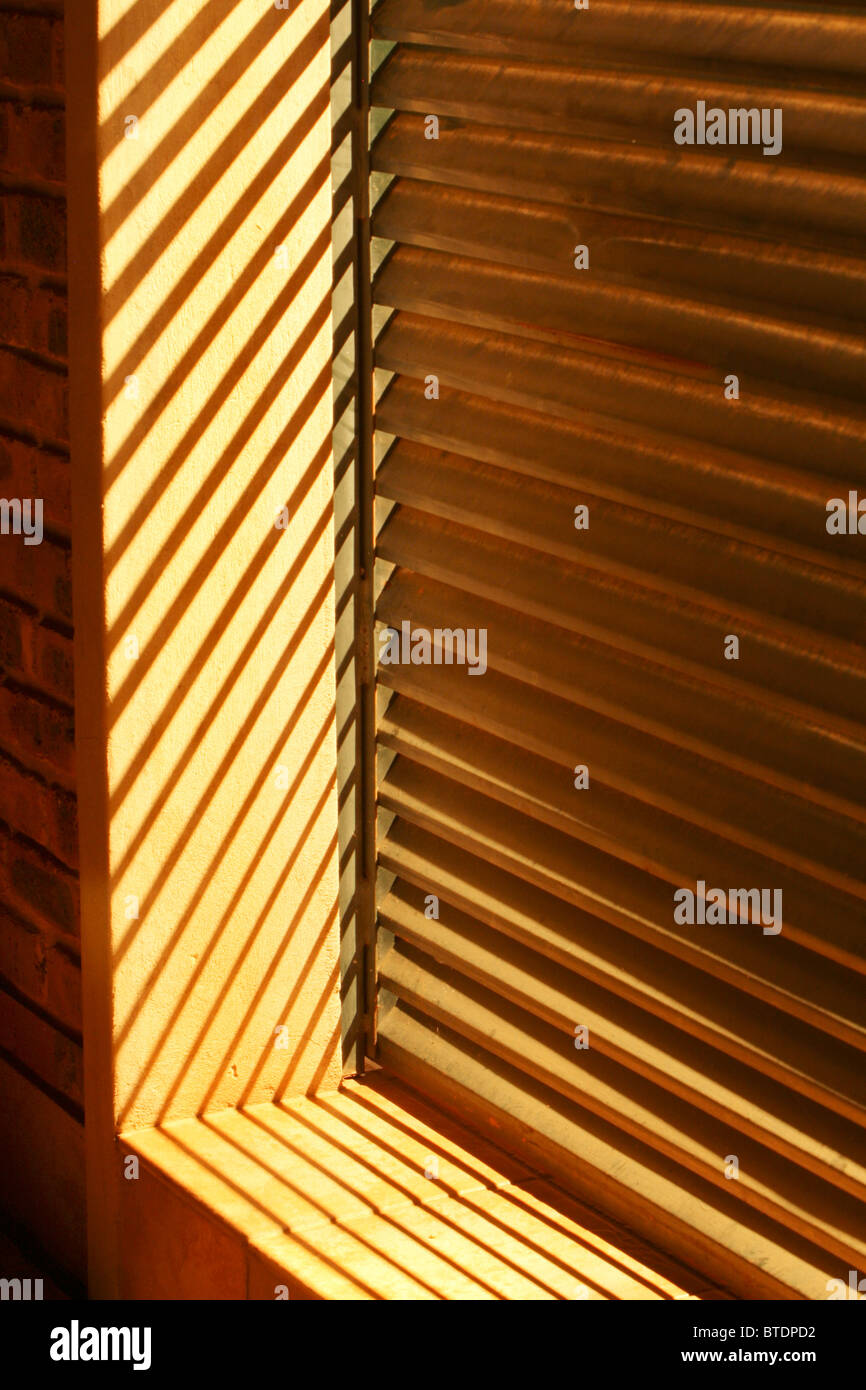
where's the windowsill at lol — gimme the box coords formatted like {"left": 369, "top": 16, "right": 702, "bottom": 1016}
{"left": 118, "top": 1072, "right": 725, "bottom": 1300}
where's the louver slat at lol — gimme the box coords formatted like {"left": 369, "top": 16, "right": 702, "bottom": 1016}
{"left": 378, "top": 819, "right": 866, "bottom": 1124}
{"left": 373, "top": 116, "right": 866, "bottom": 247}
{"left": 376, "top": 314, "right": 866, "bottom": 481}
{"left": 376, "top": 659, "right": 866, "bottom": 898}
{"left": 367, "top": 0, "right": 866, "bottom": 1297}
{"left": 377, "top": 753, "right": 866, "bottom": 1048}
{"left": 378, "top": 569, "right": 866, "bottom": 823}
{"left": 377, "top": 931, "right": 866, "bottom": 1269}
{"left": 371, "top": 0, "right": 866, "bottom": 76}
{"left": 376, "top": 504, "right": 866, "bottom": 732}
{"left": 372, "top": 47, "right": 866, "bottom": 158}
{"left": 375, "top": 246, "right": 866, "bottom": 399}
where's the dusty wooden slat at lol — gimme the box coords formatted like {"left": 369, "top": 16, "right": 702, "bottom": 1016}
{"left": 378, "top": 755, "right": 866, "bottom": 1046}
{"left": 377, "top": 695, "right": 866, "bottom": 969}
{"left": 372, "top": 0, "right": 866, "bottom": 77}
{"left": 378, "top": 692, "right": 866, "bottom": 926}
{"left": 375, "top": 312, "right": 866, "bottom": 483}
{"left": 373, "top": 47, "right": 866, "bottom": 157}
{"left": 376, "top": 440, "right": 866, "bottom": 649}
{"left": 379, "top": 818, "right": 866, "bottom": 1125}
{"left": 377, "top": 662, "right": 866, "bottom": 900}
{"left": 380, "top": 884, "right": 866, "bottom": 1195}
{"left": 376, "top": 569, "right": 866, "bottom": 825}
{"left": 379, "top": 939, "right": 866, "bottom": 1266}
{"left": 374, "top": 244, "right": 866, "bottom": 400}
{"left": 377, "top": 1009, "right": 845, "bottom": 1301}
{"left": 380, "top": 944, "right": 866, "bottom": 1269}
{"left": 382, "top": 881, "right": 866, "bottom": 1190}
{"left": 374, "top": 379, "right": 866, "bottom": 579}
{"left": 377, "top": 505, "right": 866, "bottom": 736}
{"left": 373, "top": 114, "right": 866, "bottom": 250}
{"left": 373, "top": 180, "right": 866, "bottom": 324}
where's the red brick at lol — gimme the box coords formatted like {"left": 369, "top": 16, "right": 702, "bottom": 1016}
{"left": 9, "top": 847, "right": 78, "bottom": 940}
{"left": 0, "top": 985, "right": 82, "bottom": 1105}
{"left": 0, "top": 753, "right": 77, "bottom": 865}
{"left": 0, "top": 346, "right": 67, "bottom": 441}
{"left": 0, "top": 753, "right": 52, "bottom": 843}
{"left": 50, "top": 19, "right": 63, "bottom": 92}
{"left": 0, "top": 101, "right": 65, "bottom": 183}
{"left": 0, "top": 14, "right": 54, "bottom": 88}
{"left": 0, "top": 903, "right": 80, "bottom": 1031}
{"left": 0, "top": 681, "right": 74, "bottom": 779}
{"left": 30, "top": 619, "right": 73, "bottom": 701}
{"left": 54, "top": 787, "right": 77, "bottom": 868}
{"left": 17, "top": 192, "right": 64, "bottom": 271}
{"left": 0, "top": 829, "right": 78, "bottom": 938}
{"left": 0, "top": 601, "right": 73, "bottom": 701}
{"left": 0, "top": 274, "right": 67, "bottom": 361}
{"left": 0, "top": 433, "right": 70, "bottom": 526}
{"left": 0, "top": 594, "right": 24, "bottom": 672}
{"left": 1, "top": 192, "right": 66, "bottom": 272}
{"left": 0, "top": 532, "right": 72, "bottom": 624}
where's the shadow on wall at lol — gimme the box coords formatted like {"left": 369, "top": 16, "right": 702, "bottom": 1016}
{"left": 94, "top": 0, "right": 344, "bottom": 1129}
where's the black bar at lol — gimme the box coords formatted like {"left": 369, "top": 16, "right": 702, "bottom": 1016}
{"left": 4, "top": 1296, "right": 861, "bottom": 1376}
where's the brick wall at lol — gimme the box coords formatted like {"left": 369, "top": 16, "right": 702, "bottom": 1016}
{"left": 0, "top": 0, "right": 84, "bottom": 1288}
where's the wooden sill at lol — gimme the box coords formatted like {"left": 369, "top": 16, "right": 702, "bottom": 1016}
{"left": 118, "top": 1072, "right": 725, "bottom": 1300}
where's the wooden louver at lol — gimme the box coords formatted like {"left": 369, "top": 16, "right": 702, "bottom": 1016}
{"left": 364, "top": 0, "right": 866, "bottom": 1298}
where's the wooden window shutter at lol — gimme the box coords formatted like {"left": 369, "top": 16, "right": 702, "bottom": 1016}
{"left": 361, "top": 1, "right": 866, "bottom": 1299}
